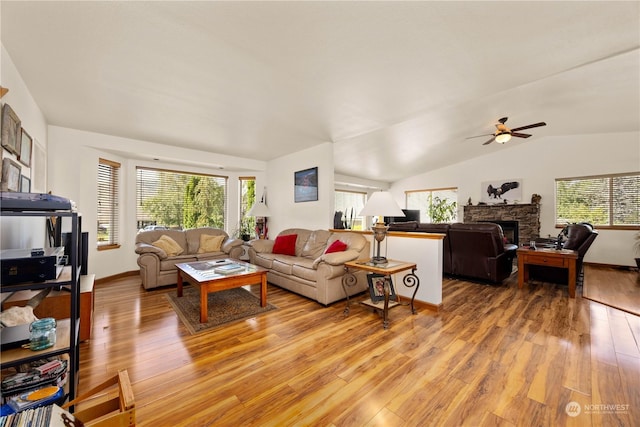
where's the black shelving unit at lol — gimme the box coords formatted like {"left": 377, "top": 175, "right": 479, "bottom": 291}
{"left": 1, "top": 208, "right": 81, "bottom": 408}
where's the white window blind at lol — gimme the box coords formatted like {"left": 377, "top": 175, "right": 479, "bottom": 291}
{"left": 334, "top": 190, "right": 366, "bottom": 230}
{"left": 136, "top": 167, "right": 228, "bottom": 231}
{"left": 97, "top": 158, "right": 120, "bottom": 249}
{"left": 406, "top": 187, "right": 458, "bottom": 223}
{"left": 556, "top": 172, "right": 639, "bottom": 228}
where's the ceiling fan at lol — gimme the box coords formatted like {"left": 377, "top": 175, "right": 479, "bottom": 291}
{"left": 467, "top": 117, "right": 547, "bottom": 145}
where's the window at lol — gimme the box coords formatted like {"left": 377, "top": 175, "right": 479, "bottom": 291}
{"left": 97, "top": 158, "right": 120, "bottom": 249}
{"left": 556, "top": 172, "right": 639, "bottom": 229}
{"left": 136, "top": 167, "right": 228, "bottom": 231}
{"left": 335, "top": 190, "right": 366, "bottom": 230}
{"left": 406, "top": 187, "right": 458, "bottom": 223}
{"left": 239, "top": 177, "right": 256, "bottom": 233}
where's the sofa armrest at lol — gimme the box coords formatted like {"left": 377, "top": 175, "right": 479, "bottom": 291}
{"left": 248, "top": 239, "right": 275, "bottom": 254}
{"left": 135, "top": 243, "right": 168, "bottom": 260}
{"left": 312, "top": 249, "right": 360, "bottom": 268}
{"left": 222, "top": 237, "right": 243, "bottom": 253}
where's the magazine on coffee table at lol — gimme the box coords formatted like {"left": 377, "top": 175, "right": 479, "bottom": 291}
{"left": 214, "top": 263, "right": 244, "bottom": 274}
{"left": 189, "top": 260, "right": 232, "bottom": 271}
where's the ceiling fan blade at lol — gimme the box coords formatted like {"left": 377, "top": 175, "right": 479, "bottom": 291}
{"left": 510, "top": 122, "right": 546, "bottom": 132}
{"left": 466, "top": 133, "right": 494, "bottom": 139}
{"left": 482, "top": 137, "right": 495, "bottom": 145}
{"left": 511, "top": 132, "right": 532, "bottom": 138}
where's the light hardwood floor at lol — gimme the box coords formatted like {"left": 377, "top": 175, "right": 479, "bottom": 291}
{"left": 78, "top": 267, "right": 640, "bottom": 426}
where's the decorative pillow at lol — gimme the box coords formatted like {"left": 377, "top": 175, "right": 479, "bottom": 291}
{"left": 272, "top": 234, "right": 297, "bottom": 256}
{"left": 324, "top": 240, "right": 348, "bottom": 254}
{"left": 152, "top": 235, "right": 184, "bottom": 257}
{"left": 198, "top": 234, "right": 225, "bottom": 253}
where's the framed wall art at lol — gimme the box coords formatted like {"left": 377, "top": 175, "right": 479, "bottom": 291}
{"left": 19, "top": 128, "right": 32, "bottom": 167}
{"left": 20, "top": 175, "right": 31, "bottom": 192}
{"left": 32, "top": 139, "right": 46, "bottom": 193}
{"left": 480, "top": 179, "right": 523, "bottom": 204}
{"left": 1, "top": 103, "right": 21, "bottom": 156}
{"left": 1, "top": 157, "right": 22, "bottom": 192}
{"left": 367, "top": 273, "right": 396, "bottom": 303}
{"left": 294, "top": 167, "right": 318, "bottom": 203}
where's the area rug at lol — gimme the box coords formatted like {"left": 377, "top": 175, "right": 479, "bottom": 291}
{"left": 165, "top": 287, "right": 277, "bottom": 335}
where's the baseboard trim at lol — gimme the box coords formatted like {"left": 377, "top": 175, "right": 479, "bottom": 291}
{"left": 584, "top": 262, "right": 638, "bottom": 271}
{"left": 398, "top": 296, "right": 441, "bottom": 313}
{"left": 95, "top": 270, "right": 139, "bottom": 285}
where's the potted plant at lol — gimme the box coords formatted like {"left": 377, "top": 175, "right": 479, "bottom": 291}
{"left": 429, "top": 196, "right": 457, "bottom": 223}
{"left": 239, "top": 217, "right": 254, "bottom": 242}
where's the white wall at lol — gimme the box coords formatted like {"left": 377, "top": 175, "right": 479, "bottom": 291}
{"left": 0, "top": 46, "right": 48, "bottom": 249}
{"left": 265, "top": 143, "right": 334, "bottom": 237}
{"left": 47, "top": 126, "right": 267, "bottom": 280}
{"left": 391, "top": 132, "right": 640, "bottom": 267}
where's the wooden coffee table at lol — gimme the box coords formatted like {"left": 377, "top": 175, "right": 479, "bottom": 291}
{"left": 176, "top": 260, "right": 268, "bottom": 323}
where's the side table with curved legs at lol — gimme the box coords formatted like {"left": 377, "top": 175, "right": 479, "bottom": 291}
{"left": 342, "top": 259, "right": 420, "bottom": 329}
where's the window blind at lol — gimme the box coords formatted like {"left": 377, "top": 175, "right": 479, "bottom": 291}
{"left": 97, "top": 158, "right": 120, "bottom": 249}
{"left": 556, "top": 172, "right": 639, "bottom": 228}
{"left": 334, "top": 190, "right": 366, "bottom": 230}
{"left": 136, "top": 167, "right": 228, "bottom": 231}
{"left": 406, "top": 187, "right": 458, "bottom": 223}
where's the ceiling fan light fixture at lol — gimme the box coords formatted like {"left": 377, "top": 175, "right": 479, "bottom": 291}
{"left": 495, "top": 132, "right": 512, "bottom": 144}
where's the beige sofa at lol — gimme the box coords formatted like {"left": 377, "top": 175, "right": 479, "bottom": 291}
{"left": 135, "top": 227, "right": 243, "bottom": 289}
{"left": 248, "top": 228, "right": 370, "bottom": 305}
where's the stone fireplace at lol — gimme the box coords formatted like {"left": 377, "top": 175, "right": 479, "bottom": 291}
{"left": 463, "top": 204, "right": 540, "bottom": 246}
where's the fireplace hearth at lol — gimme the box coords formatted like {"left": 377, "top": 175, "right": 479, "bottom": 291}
{"left": 464, "top": 204, "right": 540, "bottom": 246}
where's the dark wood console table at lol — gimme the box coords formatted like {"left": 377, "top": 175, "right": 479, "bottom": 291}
{"left": 517, "top": 247, "right": 579, "bottom": 297}
{"left": 342, "top": 259, "right": 419, "bottom": 329}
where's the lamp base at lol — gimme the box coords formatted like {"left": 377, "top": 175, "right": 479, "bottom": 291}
{"left": 370, "top": 256, "right": 388, "bottom": 265}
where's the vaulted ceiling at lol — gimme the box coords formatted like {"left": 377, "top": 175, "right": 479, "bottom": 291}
{"left": 2, "top": 1, "right": 638, "bottom": 182}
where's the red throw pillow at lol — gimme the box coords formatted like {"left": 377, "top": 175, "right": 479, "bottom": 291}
{"left": 325, "top": 240, "right": 348, "bottom": 254}
{"left": 272, "top": 234, "right": 297, "bottom": 256}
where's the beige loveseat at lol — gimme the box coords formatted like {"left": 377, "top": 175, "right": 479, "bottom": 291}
{"left": 135, "top": 227, "right": 243, "bottom": 290}
{"left": 248, "top": 228, "right": 370, "bottom": 305}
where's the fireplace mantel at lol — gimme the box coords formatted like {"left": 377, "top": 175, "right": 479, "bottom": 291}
{"left": 463, "top": 203, "right": 540, "bottom": 246}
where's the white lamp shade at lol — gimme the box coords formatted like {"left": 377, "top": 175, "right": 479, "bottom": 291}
{"left": 247, "top": 201, "right": 271, "bottom": 217}
{"left": 359, "top": 191, "right": 405, "bottom": 217}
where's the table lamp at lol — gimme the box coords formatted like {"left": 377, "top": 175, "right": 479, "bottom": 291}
{"left": 359, "top": 191, "right": 405, "bottom": 264}
{"left": 247, "top": 201, "right": 271, "bottom": 239}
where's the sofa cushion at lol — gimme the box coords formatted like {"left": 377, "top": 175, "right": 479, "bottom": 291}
{"left": 185, "top": 227, "right": 229, "bottom": 254}
{"left": 301, "top": 230, "right": 331, "bottom": 258}
{"left": 152, "top": 235, "right": 184, "bottom": 257}
{"left": 324, "top": 240, "right": 348, "bottom": 254}
{"left": 291, "top": 258, "right": 317, "bottom": 281}
{"left": 273, "top": 234, "right": 297, "bottom": 255}
{"left": 159, "top": 254, "right": 197, "bottom": 271}
{"left": 327, "top": 232, "right": 366, "bottom": 253}
{"left": 198, "top": 234, "right": 225, "bottom": 253}
{"left": 272, "top": 256, "right": 298, "bottom": 275}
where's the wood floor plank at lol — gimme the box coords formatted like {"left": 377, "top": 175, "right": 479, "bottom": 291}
{"left": 74, "top": 266, "right": 640, "bottom": 426}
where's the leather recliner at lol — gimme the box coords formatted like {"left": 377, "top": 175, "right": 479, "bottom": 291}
{"left": 388, "top": 221, "right": 515, "bottom": 282}
{"left": 529, "top": 223, "right": 598, "bottom": 285}
{"left": 447, "top": 222, "right": 516, "bottom": 283}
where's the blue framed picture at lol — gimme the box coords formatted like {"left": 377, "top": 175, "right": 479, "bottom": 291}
{"left": 294, "top": 167, "right": 318, "bottom": 202}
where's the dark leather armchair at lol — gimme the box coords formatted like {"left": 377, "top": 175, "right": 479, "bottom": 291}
{"left": 448, "top": 222, "right": 516, "bottom": 283}
{"left": 529, "top": 223, "right": 598, "bottom": 284}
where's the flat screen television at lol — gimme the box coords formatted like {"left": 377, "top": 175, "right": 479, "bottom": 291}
{"left": 384, "top": 209, "right": 420, "bottom": 225}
